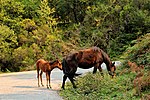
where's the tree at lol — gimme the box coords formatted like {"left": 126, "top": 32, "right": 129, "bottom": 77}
{"left": 37, "top": 0, "right": 57, "bottom": 30}
{"left": 0, "top": 0, "right": 24, "bottom": 34}
{"left": 0, "top": 25, "right": 17, "bottom": 71}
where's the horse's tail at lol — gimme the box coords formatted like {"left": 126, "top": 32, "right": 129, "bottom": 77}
{"left": 62, "top": 58, "right": 67, "bottom": 74}
{"left": 74, "top": 73, "right": 82, "bottom": 76}
{"left": 62, "top": 58, "right": 73, "bottom": 76}
{"left": 36, "top": 60, "right": 40, "bottom": 78}
{"left": 62, "top": 58, "right": 82, "bottom": 77}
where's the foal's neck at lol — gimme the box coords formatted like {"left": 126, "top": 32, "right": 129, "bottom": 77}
{"left": 49, "top": 63, "right": 57, "bottom": 71}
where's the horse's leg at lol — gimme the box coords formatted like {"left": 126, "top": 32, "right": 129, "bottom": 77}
{"left": 93, "top": 67, "right": 97, "bottom": 74}
{"left": 98, "top": 66, "right": 104, "bottom": 77}
{"left": 62, "top": 75, "right": 67, "bottom": 89}
{"left": 68, "top": 75, "right": 76, "bottom": 88}
{"left": 40, "top": 71, "right": 44, "bottom": 86}
{"left": 93, "top": 63, "right": 100, "bottom": 74}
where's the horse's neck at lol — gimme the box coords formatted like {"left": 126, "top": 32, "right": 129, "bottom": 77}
{"left": 101, "top": 50, "right": 111, "bottom": 71}
{"left": 104, "top": 59, "right": 111, "bottom": 70}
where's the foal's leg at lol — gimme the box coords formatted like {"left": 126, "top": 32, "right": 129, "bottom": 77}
{"left": 62, "top": 75, "right": 67, "bottom": 89}
{"left": 48, "top": 72, "right": 51, "bottom": 88}
{"left": 46, "top": 72, "right": 50, "bottom": 89}
{"left": 37, "top": 69, "right": 40, "bottom": 87}
{"left": 40, "top": 71, "right": 44, "bottom": 86}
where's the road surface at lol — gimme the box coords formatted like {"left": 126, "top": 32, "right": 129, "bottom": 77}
{"left": 0, "top": 69, "right": 64, "bottom": 100}
{"left": 0, "top": 68, "right": 93, "bottom": 100}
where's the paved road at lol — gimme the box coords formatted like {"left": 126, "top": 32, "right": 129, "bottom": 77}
{"left": 0, "top": 69, "right": 64, "bottom": 100}
{"left": 0, "top": 68, "right": 93, "bottom": 100}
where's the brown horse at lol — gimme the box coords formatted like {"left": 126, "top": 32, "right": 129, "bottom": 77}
{"left": 61, "top": 47, "right": 116, "bottom": 89}
{"left": 36, "top": 59, "right": 62, "bottom": 88}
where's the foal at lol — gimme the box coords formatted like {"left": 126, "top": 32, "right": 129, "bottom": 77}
{"left": 36, "top": 59, "right": 62, "bottom": 88}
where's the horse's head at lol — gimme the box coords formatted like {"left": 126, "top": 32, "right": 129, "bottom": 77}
{"left": 50, "top": 60, "right": 62, "bottom": 70}
{"left": 109, "top": 62, "right": 116, "bottom": 78}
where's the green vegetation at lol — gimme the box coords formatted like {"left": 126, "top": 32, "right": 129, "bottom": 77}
{"left": 60, "top": 71, "right": 149, "bottom": 100}
{"left": 121, "top": 34, "right": 150, "bottom": 70}
{"left": 60, "top": 72, "right": 137, "bottom": 100}
{"left": 59, "top": 34, "right": 150, "bottom": 100}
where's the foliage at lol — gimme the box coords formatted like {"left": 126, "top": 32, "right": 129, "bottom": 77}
{"left": 59, "top": 69, "right": 149, "bottom": 100}
{"left": 120, "top": 33, "right": 150, "bottom": 70}
{"left": 0, "top": 0, "right": 62, "bottom": 72}
{"left": 0, "top": 0, "right": 150, "bottom": 72}
{"left": 0, "top": 25, "right": 17, "bottom": 71}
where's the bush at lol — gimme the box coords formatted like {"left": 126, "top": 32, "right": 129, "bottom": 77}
{"left": 59, "top": 70, "right": 145, "bottom": 100}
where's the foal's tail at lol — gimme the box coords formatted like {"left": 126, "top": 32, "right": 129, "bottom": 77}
{"left": 36, "top": 60, "right": 40, "bottom": 78}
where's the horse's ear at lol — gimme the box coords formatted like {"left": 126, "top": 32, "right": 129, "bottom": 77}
{"left": 75, "top": 51, "right": 83, "bottom": 61}
{"left": 78, "top": 51, "right": 83, "bottom": 59}
{"left": 73, "top": 52, "right": 78, "bottom": 60}
{"left": 112, "top": 62, "right": 115, "bottom": 66}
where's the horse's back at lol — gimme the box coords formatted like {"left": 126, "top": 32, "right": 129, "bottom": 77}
{"left": 63, "top": 47, "right": 103, "bottom": 69}
{"left": 78, "top": 47, "right": 103, "bottom": 62}
{"left": 36, "top": 59, "right": 46, "bottom": 63}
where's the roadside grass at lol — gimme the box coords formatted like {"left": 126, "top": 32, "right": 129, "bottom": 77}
{"left": 59, "top": 68, "right": 149, "bottom": 100}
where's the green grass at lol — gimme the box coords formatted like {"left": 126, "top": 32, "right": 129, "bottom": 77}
{"left": 59, "top": 68, "right": 149, "bottom": 100}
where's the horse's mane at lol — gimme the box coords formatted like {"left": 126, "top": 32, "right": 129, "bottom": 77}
{"left": 92, "top": 46, "right": 111, "bottom": 65}
{"left": 92, "top": 46, "right": 101, "bottom": 52}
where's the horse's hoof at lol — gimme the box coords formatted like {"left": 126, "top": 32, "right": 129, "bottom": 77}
{"left": 61, "top": 87, "right": 65, "bottom": 90}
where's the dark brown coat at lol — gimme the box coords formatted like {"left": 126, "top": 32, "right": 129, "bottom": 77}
{"left": 62, "top": 47, "right": 116, "bottom": 89}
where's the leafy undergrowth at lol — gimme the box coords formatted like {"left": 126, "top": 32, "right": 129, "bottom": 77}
{"left": 59, "top": 69, "right": 150, "bottom": 100}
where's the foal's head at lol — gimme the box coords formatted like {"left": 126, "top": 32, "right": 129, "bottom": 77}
{"left": 50, "top": 60, "right": 62, "bottom": 70}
